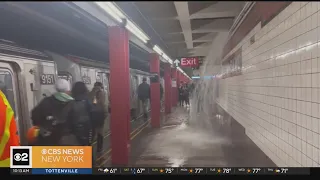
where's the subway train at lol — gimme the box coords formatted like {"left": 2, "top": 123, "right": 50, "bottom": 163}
{"left": 0, "top": 39, "right": 165, "bottom": 145}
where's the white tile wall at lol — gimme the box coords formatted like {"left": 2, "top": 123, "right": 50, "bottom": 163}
{"left": 216, "top": 2, "right": 320, "bottom": 167}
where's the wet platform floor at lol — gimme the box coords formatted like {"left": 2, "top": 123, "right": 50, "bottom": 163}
{"left": 106, "top": 105, "right": 276, "bottom": 167}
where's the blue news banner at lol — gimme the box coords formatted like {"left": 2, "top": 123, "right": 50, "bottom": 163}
{"left": 6, "top": 167, "right": 320, "bottom": 175}
{"left": 10, "top": 168, "right": 92, "bottom": 174}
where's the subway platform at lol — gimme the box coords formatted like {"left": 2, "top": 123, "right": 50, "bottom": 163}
{"left": 102, "top": 105, "right": 276, "bottom": 167}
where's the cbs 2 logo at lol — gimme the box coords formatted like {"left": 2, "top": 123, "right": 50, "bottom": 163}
{"left": 14, "top": 153, "right": 29, "bottom": 161}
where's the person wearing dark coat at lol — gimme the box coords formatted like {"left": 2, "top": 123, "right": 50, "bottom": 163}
{"left": 138, "top": 77, "right": 150, "bottom": 120}
{"left": 70, "top": 81, "right": 93, "bottom": 146}
{"left": 179, "top": 81, "right": 185, "bottom": 106}
{"left": 31, "top": 79, "right": 81, "bottom": 146}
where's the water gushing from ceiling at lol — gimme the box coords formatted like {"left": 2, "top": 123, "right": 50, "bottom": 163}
{"left": 143, "top": 33, "right": 232, "bottom": 167}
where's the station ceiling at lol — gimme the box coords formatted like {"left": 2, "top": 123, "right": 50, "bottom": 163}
{"left": 115, "top": 1, "right": 245, "bottom": 60}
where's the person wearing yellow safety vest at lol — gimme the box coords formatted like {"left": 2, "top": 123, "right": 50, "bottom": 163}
{"left": 0, "top": 90, "right": 20, "bottom": 167}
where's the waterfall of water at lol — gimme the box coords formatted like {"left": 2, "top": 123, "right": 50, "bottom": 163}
{"left": 143, "top": 33, "right": 230, "bottom": 167}
{"left": 189, "top": 60, "right": 220, "bottom": 131}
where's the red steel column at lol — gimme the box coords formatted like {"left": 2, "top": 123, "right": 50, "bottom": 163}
{"left": 108, "top": 26, "right": 130, "bottom": 165}
{"left": 171, "top": 67, "right": 178, "bottom": 107}
{"left": 164, "top": 63, "right": 172, "bottom": 113}
{"left": 150, "top": 53, "right": 160, "bottom": 128}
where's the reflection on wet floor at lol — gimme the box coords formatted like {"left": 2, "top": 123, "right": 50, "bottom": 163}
{"left": 130, "top": 105, "right": 276, "bottom": 167}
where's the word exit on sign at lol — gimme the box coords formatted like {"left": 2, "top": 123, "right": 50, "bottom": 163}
{"left": 179, "top": 57, "right": 199, "bottom": 67}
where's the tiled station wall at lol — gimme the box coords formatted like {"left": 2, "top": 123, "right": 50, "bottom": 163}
{"left": 217, "top": 2, "right": 320, "bottom": 167}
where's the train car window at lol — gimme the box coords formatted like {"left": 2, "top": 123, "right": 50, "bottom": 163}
{"left": 106, "top": 73, "right": 110, "bottom": 97}
{"left": 102, "top": 73, "right": 109, "bottom": 92}
{"left": 96, "top": 72, "right": 110, "bottom": 105}
{"left": 129, "top": 75, "right": 135, "bottom": 100}
{"left": 133, "top": 76, "right": 138, "bottom": 98}
{"left": 58, "top": 71, "right": 73, "bottom": 85}
{"left": 96, "top": 72, "right": 107, "bottom": 89}
{"left": 96, "top": 73, "right": 101, "bottom": 83}
{"left": 106, "top": 73, "right": 110, "bottom": 81}
{"left": 0, "top": 70, "right": 16, "bottom": 116}
{"left": 81, "top": 68, "right": 92, "bottom": 85}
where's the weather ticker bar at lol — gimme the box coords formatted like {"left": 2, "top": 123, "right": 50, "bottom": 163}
{"left": 94, "top": 167, "right": 313, "bottom": 175}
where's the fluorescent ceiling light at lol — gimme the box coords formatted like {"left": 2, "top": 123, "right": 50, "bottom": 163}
{"left": 153, "top": 45, "right": 163, "bottom": 56}
{"left": 95, "top": 2, "right": 125, "bottom": 23}
{"left": 152, "top": 45, "right": 173, "bottom": 64}
{"left": 126, "top": 20, "right": 149, "bottom": 43}
{"left": 162, "top": 53, "right": 169, "bottom": 61}
{"left": 95, "top": 2, "right": 149, "bottom": 44}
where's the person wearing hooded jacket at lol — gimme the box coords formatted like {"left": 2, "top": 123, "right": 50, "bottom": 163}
{"left": 30, "top": 79, "right": 79, "bottom": 145}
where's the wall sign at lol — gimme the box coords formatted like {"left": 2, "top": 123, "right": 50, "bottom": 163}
{"left": 180, "top": 57, "right": 199, "bottom": 67}
{"left": 40, "top": 74, "right": 55, "bottom": 85}
{"left": 221, "top": 49, "right": 242, "bottom": 79}
{"left": 172, "top": 80, "right": 177, "bottom": 87}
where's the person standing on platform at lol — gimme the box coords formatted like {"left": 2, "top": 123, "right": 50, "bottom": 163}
{"left": 138, "top": 77, "right": 150, "bottom": 121}
{"left": 179, "top": 81, "right": 185, "bottom": 106}
{"left": 0, "top": 90, "right": 20, "bottom": 167}
{"left": 70, "top": 82, "right": 93, "bottom": 146}
{"left": 183, "top": 84, "right": 190, "bottom": 107}
{"left": 89, "top": 82, "right": 108, "bottom": 154}
{"left": 160, "top": 83, "right": 164, "bottom": 110}
{"left": 30, "top": 79, "right": 76, "bottom": 146}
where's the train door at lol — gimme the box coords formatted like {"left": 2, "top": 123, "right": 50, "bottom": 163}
{"left": 129, "top": 75, "right": 135, "bottom": 119}
{"left": 160, "top": 78, "right": 165, "bottom": 109}
{"left": 106, "top": 73, "right": 110, "bottom": 99}
{"left": 96, "top": 71, "right": 110, "bottom": 103}
{"left": 96, "top": 71, "right": 110, "bottom": 133}
{"left": 0, "top": 62, "right": 20, "bottom": 138}
{"left": 131, "top": 75, "right": 139, "bottom": 119}
{"left": 137, "top": 76, "right": 143, "bottom": 115}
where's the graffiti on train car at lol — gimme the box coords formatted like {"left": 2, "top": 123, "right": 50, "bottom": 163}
{"left": 58, "top": 73, "right": 73, "bottom": 85}
{"left": 82, "top": 76, "right": 91, "bottom": 84}
{"left": 40, "top": 74, "right": 55, "bottom": 85}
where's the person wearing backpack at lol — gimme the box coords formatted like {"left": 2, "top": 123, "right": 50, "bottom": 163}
{"left": 30, "top": 79, "right": 78, "bottom": 146}
{"left": 70, "top": 82, "right": 93, "bottom": 146}
{"left": 89, "top": 82, "right": 108, "bottom": 154}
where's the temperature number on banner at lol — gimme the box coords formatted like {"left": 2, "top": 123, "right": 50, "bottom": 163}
{"left": 194, "top": 168, "right": 203, "bottom": 173}
{"left": 165, "top": 168, "right": 174, "bottom": 174}
{"left": 136, "top": 168, "right": 146, "bottom": 174}
{"left": 40, "top": 74, "right": 55, "bottom": 85}
{"left": 281, "top": 168, "right": 288, "bottom": 173}
{"left": 102, "top": 168, "right": 118, "bottom": 174}
{"left": 223, "top": 168, "right": 231, "bottom": 174}
{"left": 110, "top": 168, "right": 117, "bottom": 174}
{"left": 252, "top": 168, "right": 261, "bottom": 174}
